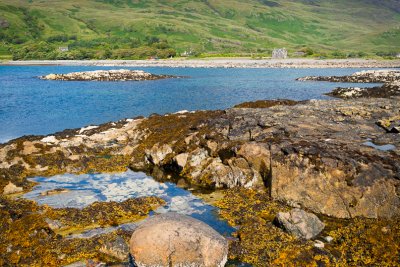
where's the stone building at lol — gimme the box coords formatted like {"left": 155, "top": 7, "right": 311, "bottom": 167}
{"left": 272, "top": 48, "right": 288, "bottom": 59}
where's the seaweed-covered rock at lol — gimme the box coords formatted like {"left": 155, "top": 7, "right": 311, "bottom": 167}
{"left": 129, "top": 213, "right": 228, "bottom": 267}
{"left": 40, "top": 69, "right": 178, "bottom": 81}
{"left": 298, "top": 70, "right": 400, "bottom": 99}
{"left": 275, "top": 209, "right": 325, "bottom": 239}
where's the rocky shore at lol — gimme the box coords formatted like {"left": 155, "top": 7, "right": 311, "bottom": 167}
{"left": 298, "top": 70, "right": 400, "bottom": 98}
{"left": 1, "top": 93, "right": 400, "bottom": 265}
{"left": 4, "top": 58, "right": 400, "bottom": 68}
{"left": 40, "top": 69, "right": 178, "bottom": 81}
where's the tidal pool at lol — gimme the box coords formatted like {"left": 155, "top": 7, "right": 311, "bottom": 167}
{"left": 23, "top": 170, "right": 234, "bottom": 236}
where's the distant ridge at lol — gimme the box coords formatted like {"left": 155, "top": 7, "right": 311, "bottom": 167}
{"left": 0, "top": 0, "right": 399, "bottom": 59}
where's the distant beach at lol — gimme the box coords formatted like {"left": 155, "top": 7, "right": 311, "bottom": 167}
{"left": 2, "top": 58, "right": 400, "bottom": 68}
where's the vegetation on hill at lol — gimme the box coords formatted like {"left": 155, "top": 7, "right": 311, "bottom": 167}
{"left": 0, "top": 0, "right": 399, "bottom": 60}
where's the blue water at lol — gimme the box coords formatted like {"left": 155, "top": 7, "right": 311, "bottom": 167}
{"left": 0, "top": 66, "right": 382, "bottom": 143}
{"left": 23, "top": 170, "right": 235, "bottom": 236}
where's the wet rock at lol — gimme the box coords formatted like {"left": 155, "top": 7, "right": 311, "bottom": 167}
{"left": 40, "top": 70, "right": 179, "bottom": 82}
{"left": 40, "top": 188, "right": 69, "bottom": 196}
{"left": 100, "top": 236, "right": 129, "bottom": 261}
{"left": 275, "top": 209, "right": 325, "bottom": 239}
{"left": 129, "top": 212, "right": 228, "bottom": 267}
{"left": 3, "top": 182, "right": 23, "bottom": 195}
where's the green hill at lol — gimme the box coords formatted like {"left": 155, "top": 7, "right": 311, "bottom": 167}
{"left": 0, "top": 0, "right": 399, "bottom": 59}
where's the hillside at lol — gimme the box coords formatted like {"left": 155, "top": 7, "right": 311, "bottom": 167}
{"left": 0, "top": 0, "right": 399, "bottom": 59}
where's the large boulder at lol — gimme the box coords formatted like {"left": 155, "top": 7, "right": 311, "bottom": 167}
{"left": 129, "top": 213, "right": 228, "bottom": 267}
{"left": 275, "top": 209, "right": 325, "bottom": 240}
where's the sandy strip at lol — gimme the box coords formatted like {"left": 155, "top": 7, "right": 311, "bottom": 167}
{"left": 2, "top": 58, "right": 400, "bottom": 68}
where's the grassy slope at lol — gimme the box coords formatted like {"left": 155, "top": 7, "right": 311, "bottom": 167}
{"left": 0, "top": 0, "right": 399, "bottom": 55}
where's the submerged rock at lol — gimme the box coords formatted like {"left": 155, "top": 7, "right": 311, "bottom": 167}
{"left": 129, "top": 212, "right": 228, "bottom": 267}
{"left": 275, "top": 209, "right": 325, "bottom": 239}
{"left": 100, "top": 236, "right": 129, "bottom": 261}
{"left": 40, "top": 69, "right": 178, "bottom": 81}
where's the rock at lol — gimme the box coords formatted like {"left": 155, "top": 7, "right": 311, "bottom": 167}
{"left": 40, "top": 70, "right": 178, "bottom": 82}
{"left": 298, "top": 70, "right": 400, "bottom": 99}
{"left": 314, "top": 240, "right": 325, "bottom": 248}
{"left": 3, "top": 182, "right": 23, "bottom": 195}
{"left": 145, "top": 144, "right": 173, "bottom": 165}
{"left": 275, "top": 209, "right": 325, "bottom": 239}
{"left": 40, "top": 188, "right": 69, "bottom": 196}
{"left": 129, "top": 213, "right": 228, "bottom": 267}
{"left": 174, "top": 153, "right": 189, "bottom": 169}
{"left": 100, "top": 236, "right": 129, "bottom": 261}
{"left": 45, "top": 218, "right": 64, "bottom": 230}
{"left": 324, "top": 236, "right": 333, "bottom": 243}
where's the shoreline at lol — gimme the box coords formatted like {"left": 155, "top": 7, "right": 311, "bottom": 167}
{"left": 2, "top": 58, "right": 400, "bottom": 68}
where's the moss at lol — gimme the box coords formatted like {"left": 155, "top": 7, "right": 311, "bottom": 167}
{"left": 130, "top": 110, "right": 223, "bottom": 168}
{"left": 326, "top": 218, "right": 400, "bottom": 266}
{"left": 0, "top": 195, "right": 165, "bottom": 266}
{"left": 45, "top": 196, "right": 165, "bottom": 235}
{"left": 216, "top": 188, "right": 400, "bottom": 266}
{"left": 233, "top": 99, "right": 299, "bottom": 109}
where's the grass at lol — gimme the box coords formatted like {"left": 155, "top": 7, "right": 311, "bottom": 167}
{"left": 0, "top": 0, "right": 399, "bottom": 58}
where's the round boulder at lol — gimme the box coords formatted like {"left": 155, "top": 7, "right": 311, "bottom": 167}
{"left": 129, "top": 212, "right": 228, "bottom": 267}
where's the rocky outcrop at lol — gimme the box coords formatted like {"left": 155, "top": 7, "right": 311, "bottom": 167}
{"left": 275, "top": 209, "right": 325, "bottom": 239}
{"left": 298, "top": 70, "right": 400, "bottom": 99}
{"left": 129, "top": 212, "right": 228, "bottom": 267}
{"left": 1, "top": 98, "right": 399, "bottom": 219}
{"left": 40, "top": 69, "right": 178, "bottom": 81}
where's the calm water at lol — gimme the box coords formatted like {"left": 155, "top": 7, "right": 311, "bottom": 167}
{"left": 23, "top": 170, "right": 235, "bottom": 236}
{"left": 0, "top": 66, "right": 381, "bottom": 143}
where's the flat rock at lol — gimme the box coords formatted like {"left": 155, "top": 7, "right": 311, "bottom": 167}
{"left": 275, "top": 209, "right": 325, "bottom": 239}
{"left": 129, "top": 212, "right": 228, "bottom": 267}
{"left": 40, "top": 69, "right": 178, "bottom": 81}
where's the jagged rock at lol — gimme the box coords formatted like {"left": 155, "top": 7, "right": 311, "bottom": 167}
{"left": 174, "top": 153, "right": 189, "bottom": 169}
{"left": 40, "top": 70, "right": 178, "bottom": 82}
{"left": 3, "top": 182, "right": 23, "bottom": 195}
{"left": 145, "top": 144, "right": 173, "bottom": 165}
{"left": 129, "top": 213, "right": 228, "bottom": 267}
{"left": 275, "top": 209, "right": 325, "bottom": 239}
